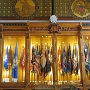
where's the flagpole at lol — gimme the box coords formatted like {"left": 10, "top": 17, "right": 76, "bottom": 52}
{"left": 6, "top": 69, "right": 7, "bottom": 78}
{"left": 22, "top": 69, "right": 23, "bottom": 81}
{"left": 6, "top": 70, "right": 7, "bottom": 78}
{"left": 62, "top": 71, "right": 64, "bottom": 83}
{"left": 8, "top": 65, "right": 10, "bottom": 79}
{"left": 22, "top": 65, "right": 25, "bottom": 82}
{"left": 33, "top": 72, "right": 35, "bottom": 82}
{"left": 22, "top": 68, "right": 24, "bottom": 81}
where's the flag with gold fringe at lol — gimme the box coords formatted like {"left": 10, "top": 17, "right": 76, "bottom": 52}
{"left": 62, "top": 46, "right": 67, "bottom": 73}
{"left": 12, "top": 42, "right": 18, "bottom": 81}
{"left": 67, "top": 44, "right": 73, "bottom": 74}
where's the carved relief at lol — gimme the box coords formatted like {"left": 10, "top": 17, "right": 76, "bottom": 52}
{"left": 3, "top": 29, "right": 27, "bottom": 32}
{"left": 12, "top": 0, "right": 39, "bottom": 19}
{"left": 28, "top": 22, "right": 80, "bottom": 33}
{"left": 15, "top": 0, "right": 35, "bottom": 17}
{"left": 48, "top": 23, "right": 79, "bottom": 33}
{"left": 71, "top": 0, "right": 90, "bottom": 18}
{"left": 48, "top": 23, "right": 59, "bottom": 33}
{"left": 59, "top": 27, "right": 79, "bottom": 31}
{"left": 28, "top": 27, "right": 49, "bottom": 32}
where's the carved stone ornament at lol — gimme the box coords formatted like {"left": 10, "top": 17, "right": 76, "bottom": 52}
{"left": 28, "top": 27, "right": 48, "bottom": 32}
{"left": 3, "top": 27, "right": 27, "bottom": 32}
{"left": 48, "top": 23, "right": 60, "bottom": 33}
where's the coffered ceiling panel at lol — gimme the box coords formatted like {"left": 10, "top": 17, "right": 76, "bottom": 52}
{"left": 0, "top": 0, "right": 90, "bottom": 20}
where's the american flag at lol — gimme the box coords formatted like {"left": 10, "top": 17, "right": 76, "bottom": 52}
{"left": 62, "top": 46, "right": 67, "bottom": 73}
{"left": 67, "top": 44, "right": 73, "bottom": 74}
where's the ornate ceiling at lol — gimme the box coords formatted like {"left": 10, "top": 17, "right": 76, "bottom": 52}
{"left": 0, "top": 0, "right": 90, "bottom": 20}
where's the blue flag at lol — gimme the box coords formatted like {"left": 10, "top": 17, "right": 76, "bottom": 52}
{"left": 84, "top": 44, "right": 88, "bottom": 62}
{"left": 62, "top": 46, "right": 67, "bottom": 73}
{"left": 67, "top": 44, "right": 73, "bottom": 74}
{"left": 12, "top": 42, "right": 18, "bottom": 79}
{"left": 85, "top": 62, "right": 90, "bottom": 72}
{"left": 84, "top": 44, "right": 90, "bottom": 72}
{"left": 45, "top": 61, "right": 51, "bottom": 73}
{"left": 4, "top": 46, "right": 9, "bottom": 70}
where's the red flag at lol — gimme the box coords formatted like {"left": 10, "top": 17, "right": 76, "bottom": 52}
{"left": 22, "top": 48, "right": 25, "bottom": 69}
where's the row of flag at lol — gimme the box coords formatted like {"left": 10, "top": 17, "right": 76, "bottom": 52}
{"left": 31, "top": 43, "right": 52, "bottom": 77}
{"left": 4, "top": 42, "right": 25, "bottom": 80}
{"left": 4, "top": 42, "right": 80, "bottom": 79}
{"left": 58, "top": 44, "right": 78, "bottom": 75}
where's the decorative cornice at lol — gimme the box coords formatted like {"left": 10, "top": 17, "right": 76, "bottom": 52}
{"left": 57, "top": 84, "right": 70, "bottom": 89}
{"left": 0, "top": 85, "right": 25, "bottom": 89}
{"left": 0, "top": 84, "right": 82, "bottom": 89}
{"left": 3, "top": 29, "right": 27, "bottom": 32}
{"left": 82, "top": 23, "right": 90, "bottom": 26}
{"left": 28, "top": 27, "right": 49, "bottom": 32}
{"left": 58, "top": 27, "right": 79, "bottom": 31}
{"left": 28, "top": 85, "right": 54, "bottom": 89}
{"left": 28, "top": 23, "right": 80, "bottom": 33}
{"left": 81, "top": 29, "right": 90, "bottom": 31}
{"left": 48, "top": 23, "right": 79, "bottom": 33}
{"left": 0, "top": 82, "right": 26, "bottom": 89}
{"left": 3, "top": 23, "right": 27, "bottom": 26}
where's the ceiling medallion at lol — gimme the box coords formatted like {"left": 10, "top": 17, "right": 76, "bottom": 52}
{"left": 12, "top": 0, "right": 39, "bottom": 19}
{"left": 69, "top": 0, "right": 90, "bottom": 19}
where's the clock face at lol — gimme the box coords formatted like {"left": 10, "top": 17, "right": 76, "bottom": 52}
{"left": 12, "top": 0, "right": 39, "bottom": 19}
{"left": 69, "top": 0, "right": 90, "bottom": 19}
